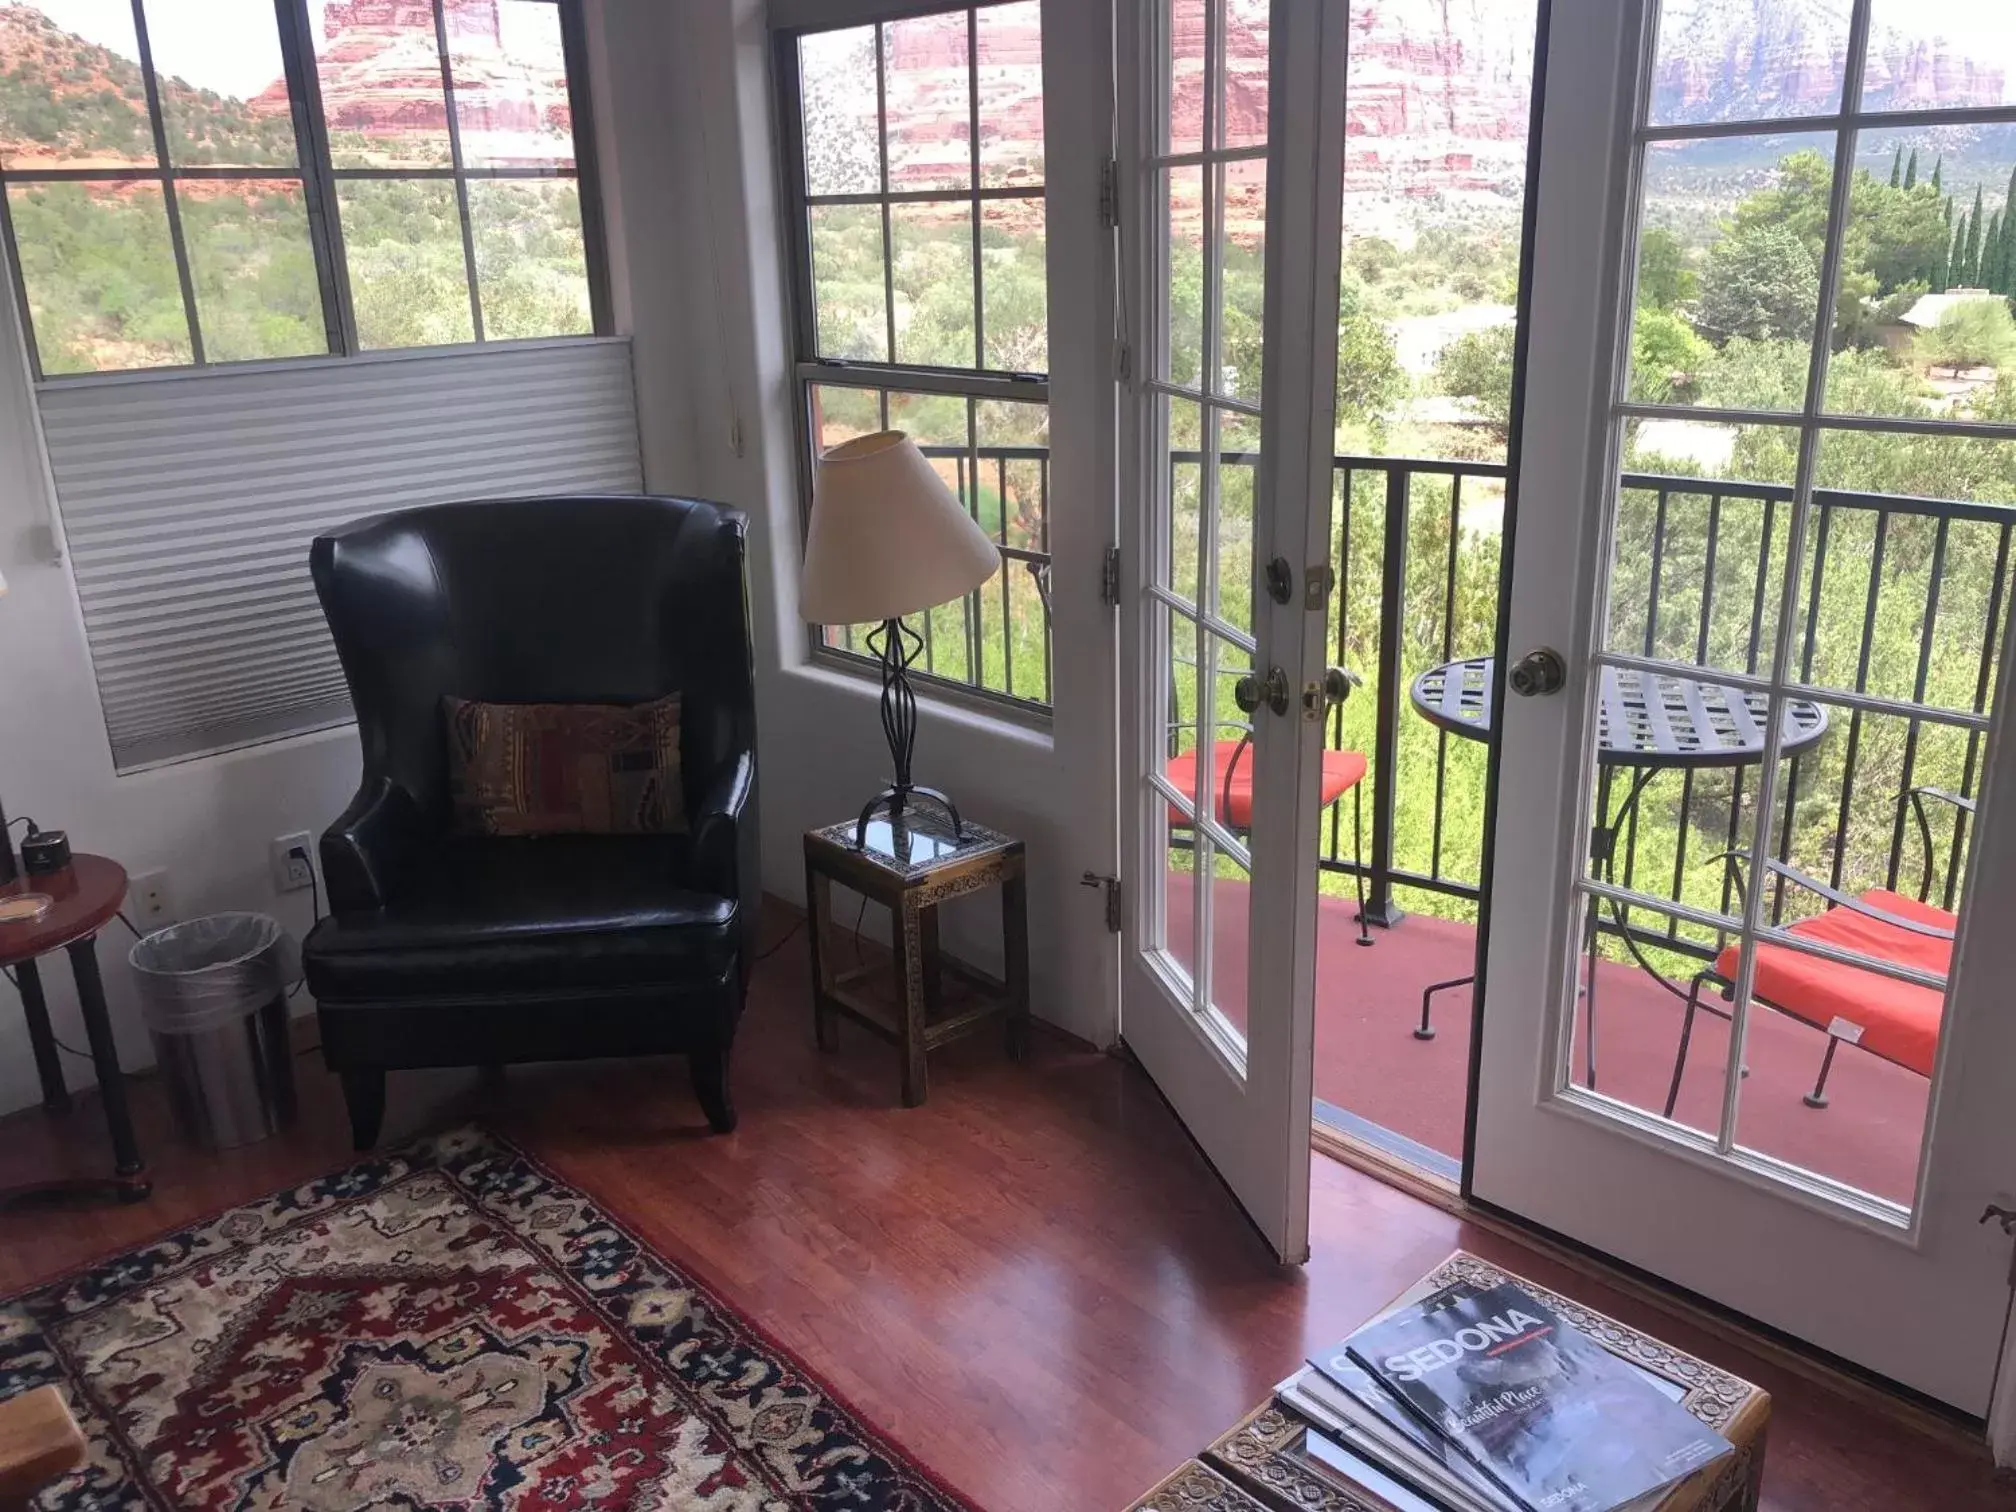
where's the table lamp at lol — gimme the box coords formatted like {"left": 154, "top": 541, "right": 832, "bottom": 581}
{"left": 801, "top": 431, "right": 1001, "bottom": 847}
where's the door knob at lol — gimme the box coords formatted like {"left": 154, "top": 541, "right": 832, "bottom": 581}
{"left": 1508, "top": 647, "right": 1567, "bottom": 698}
{"left": 1304, "top": 665, "right": 1361, "bottom": 719}
{"left": 1233, "top": 667, "right": 1291, "bottom": 717}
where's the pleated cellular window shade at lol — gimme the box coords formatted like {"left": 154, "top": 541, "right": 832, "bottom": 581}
{"left": 37, "top": 340, "right": 644, "bottom": 772}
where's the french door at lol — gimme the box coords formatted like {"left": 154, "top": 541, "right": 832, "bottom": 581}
{"left": 1115, "top": 0, "right": 1349, "bottom": 1259}
{"left": 1479, "top": 0, "right": 2016, "bottom": 1412}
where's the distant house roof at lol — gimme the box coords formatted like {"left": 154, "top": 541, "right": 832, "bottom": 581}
{"left": 1898, "top": 289, "right": 1998, "bottom": 329}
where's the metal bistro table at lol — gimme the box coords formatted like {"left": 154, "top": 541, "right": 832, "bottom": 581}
{"left": 1409, "top": 655, "right": 1828, "bottom": 1088}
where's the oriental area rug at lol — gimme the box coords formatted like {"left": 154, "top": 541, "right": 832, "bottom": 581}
{"left": 0, "top": 1126, "right": 970, "bottom": 1511}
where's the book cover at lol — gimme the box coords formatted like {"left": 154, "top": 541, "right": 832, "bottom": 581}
{"left": 1344, "top": 1282, "right": 1731, "bottom": 1512}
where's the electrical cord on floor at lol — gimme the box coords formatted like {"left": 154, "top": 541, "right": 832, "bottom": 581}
{"left": 754, "top": 913, "right": 806, "bottom": 962}
{"left": 116, "top": 910, "right": 142, "bottom": 939}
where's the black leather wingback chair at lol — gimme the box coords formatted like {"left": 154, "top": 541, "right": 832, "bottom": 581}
{"left": 301, "top": 496, "right": 758, "bottom": 1149}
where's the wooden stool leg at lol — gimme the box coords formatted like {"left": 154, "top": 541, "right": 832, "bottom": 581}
{"left": 1003, "top": 869, "right": 1030, "bottom": 1061}
{"left": 895, "top": 894, "right": 928, "bottom": 1106}
{"left": 807, "top": 860, "right": 838, "bottom": 1053}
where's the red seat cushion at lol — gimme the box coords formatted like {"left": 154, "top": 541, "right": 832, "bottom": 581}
{"left": 1166, "top": 743, "right": 1367, "bottom": 828}
{"left": 1711, "top": 889, "right": 1951, "bottom": 1078}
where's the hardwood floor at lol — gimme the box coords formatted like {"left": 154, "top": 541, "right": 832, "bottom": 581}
{"left": 0, "top": 918, "right": 2007, "bottom": 1510}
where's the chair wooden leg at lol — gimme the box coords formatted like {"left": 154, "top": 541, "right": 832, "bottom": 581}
{"left": 340, "top": 1069, "right": 386, "bottom": 1151}
{"left": 690, "top": 1046, "right": 737, "bottom": 1133}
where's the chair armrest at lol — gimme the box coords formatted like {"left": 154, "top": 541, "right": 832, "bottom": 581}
{"left": 690, "top": 750, "right": 756, "bottom": 906}
{"left": 1900, "top": 786, "right": 1976, "bottom": 903}
{"left": 1906, "top": 785, "right": 1975, "bottom": 815}
{"left": 1763, "top": 858, "right": 1955, "bottom": 941}
{"left": 319, "top": 776, "right": 427, "bottom": 914}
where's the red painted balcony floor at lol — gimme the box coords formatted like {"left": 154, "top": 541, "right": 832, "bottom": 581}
{"left": 1166, "top": 872, "right": 1931, "bottom": 1208}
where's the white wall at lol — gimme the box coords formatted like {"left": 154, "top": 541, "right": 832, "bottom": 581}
{"left": 0, "top": 281, "right": 358, "bottom": 1113}
{"left": 598, "top": 0, "right": 1120, "bottom": 1049}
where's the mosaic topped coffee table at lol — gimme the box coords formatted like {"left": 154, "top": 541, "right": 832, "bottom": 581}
{"left": 804, "top": 808, "right": 1029, "bottom": 1105}
{"left": 1125, "top": 1251, "right": 1770, "bottom": 1512}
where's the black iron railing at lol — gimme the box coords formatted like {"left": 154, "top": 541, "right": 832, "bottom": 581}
{"left": 1324, "top": 459, "right": 2005, "bottom": 956}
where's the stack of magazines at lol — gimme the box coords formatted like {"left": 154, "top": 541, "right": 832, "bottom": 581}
{"left": 1275, "top": 1277, "right": 1732, "bottom": 1512}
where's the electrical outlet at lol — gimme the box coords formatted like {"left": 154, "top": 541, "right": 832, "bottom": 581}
{"left": 271, "top": 832, "right": 315, "bottom": 893}
{"left": 130, "top": 869, "right": 171, "bottom": 926}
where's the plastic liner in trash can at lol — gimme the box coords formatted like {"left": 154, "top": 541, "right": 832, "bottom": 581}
{"left": 130, "top": 912, "right": 300, "bottom": 1150}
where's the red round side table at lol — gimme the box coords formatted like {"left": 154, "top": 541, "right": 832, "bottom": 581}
{"left": 1, "top": 854, "right": 150, "bottom": 1206}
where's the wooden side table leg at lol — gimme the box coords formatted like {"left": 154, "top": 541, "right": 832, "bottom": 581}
{"left": 806, "top": 859, "right": 838, "bottom": 1053}
{"left": 14, "top": 958, "right": 71, "bottom": 1113}
{"left": 919, "top": 904, "right": 943, "bottom": 1015}
{"left": 66, "top": 935, "right": 147, "bottom": 1190}
{"left": 895, "top": 893, "right": 928, "bottom": 1106}
{"left": 1003, "top": 868, "right": 1031, "bottom": 1061}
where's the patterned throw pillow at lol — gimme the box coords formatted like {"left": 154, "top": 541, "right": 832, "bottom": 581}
{"left": 444, "top": 694, "right": 686, "bottom": 836}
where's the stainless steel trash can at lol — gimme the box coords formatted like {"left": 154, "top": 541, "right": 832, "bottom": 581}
{"left": 129, "top": 913, "right": 299, "bottom": 1150}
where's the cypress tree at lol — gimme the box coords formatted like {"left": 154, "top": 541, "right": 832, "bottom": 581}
{"left": 1933, "top": 156, "right": 1945, "bottom": 192}
{"left": 1891, "top": 146, "right": 1904, "bottom": 187}
{"left": 1949, "top": 215, "right": 1968, "bottom": 291}
{"left": 1905, "top": 149, "right": 1920, "bottom": 191}
{"left": 1966, "top": 186, "right": 1987, "bottom": 283}
{"left": 1985, "top": 211, "right": 2004, "bottom": 294}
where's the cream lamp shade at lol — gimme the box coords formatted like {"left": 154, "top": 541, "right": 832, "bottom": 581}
{"left": 801, "top": 431, "right": 1001, "bottom": 625}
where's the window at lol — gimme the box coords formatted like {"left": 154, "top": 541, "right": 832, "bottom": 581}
{"left": 777, "top": 2, "right": 1053, "bottom": 712}
{"left": 0, "top": 0, "right": 607, "bottom": 377}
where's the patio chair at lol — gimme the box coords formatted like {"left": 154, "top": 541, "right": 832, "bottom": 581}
{"left": 1663, "top": 786, "right": 1967, "bottom": 1117}
{"left": 1165, "top": 661, "right": 1374, "bottom": 948}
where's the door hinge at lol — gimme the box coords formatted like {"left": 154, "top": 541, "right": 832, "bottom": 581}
{"left": 1080, "top": 871, "right": 1122, "bottom": 932}
{"left": 1100, "top": 544, "right": 1121, "bottom": 608}
{"left": 1098, "top": 156, "right": 1120, "bottom": 232}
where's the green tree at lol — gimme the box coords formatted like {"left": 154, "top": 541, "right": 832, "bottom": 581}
{"left": 1432, "top": 323, "right": 1517, "bottom": 440}
{"left": 1335, "top": 277, "right": 1406, "bottom": 429}
{"left": 1932, "top": 156, "right": 1944, "bottom": 192}
{"left": 1631, "top": 307, "right": 1710, "bottom": 402}
{"left": 1890, "top": 146, "right": 1903, "bottom": 188}
{"left": 1693, "top": 223, "right": 1820, "bottom": 345}
{"left": 1965, "top": 186, "right": 1986, "bottom": 284}
{"left": 1918, "top": 297, "right": 2016, "bottom": 376}
{"left": 1904, "top": 149, "right": 1919, "bottom": 191}
{"left": 1635, "top": 226, "right": 1696, "bottom": 311}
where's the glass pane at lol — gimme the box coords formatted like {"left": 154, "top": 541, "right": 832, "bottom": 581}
{"left": 1164, "top": 164, "right": 1205, "bottom": 388}
{"left": 1199, "top": 626, "right": 1255, "bottom": 834}
{"left": 980, "top": 198, "right": 1044, "bottom": 372}
{"left": 183, "top": 178, "right": 325, "bottom": 362}
{"left": 1629, "top": 134, "right": 1835, "bottom": 411}
{"left": 337, "top": 178, "right": 474, "bottom": 349}
{"left": 1342, "top": 3, "right": 1536, "bottom": 465}
{"left": 890, "top": 200, "right": 975, "bottom": 368}
{"left": 974, "top": 0, "right": 1041, "bottom": 190}
{"left": 310, "top": 0, "right": 452, "bottom": 169}
{"left": 798, "top": 25, "right": 880, "bottom": 195}
{"left": 8, "top": 181, "right": 188, "bottom": 372}
{"left": 1217, "top": 156, "right": 1265, "bottom": 403}
{"left": 1864, "top": 1, "right": 2016, "bottom": 111}
{"left": 469, "top": 177, "right": 591, "bottom": 339}
{"left": 1571, "top": 899, "right": 1738, "bottom": 1142}
{"left": 1649, "top": 0, "right": 1849, "bottom": 127}
{"left": 1211, "top": 408, "right": 1260, "bottom": 628}
{"left": 445, "top": 0, "right": 576, "bottom": 169}
{"left": 146, "top": 0, "right": 296, "bottom": 167}
{"left": 976, "top": 397, "right": 1051, "bottom": 704}
{"left": 1218, "top": 0, "right": 1267, "bottom": 150}
{"left": 883, "top": 11, "right": 969, "bottom": 194}
{"left": 1802, "top": 432, "right": 2016, "bottom": 712}
{"left": 809, "top": 202, "right": 888, "bottom": 362}
{"left": 808, "top": 381, "right": 884, "bottom": 454}
{"left": 1207, "top": 845, "right": 1253, "bottom": 1047}
{"left": 0, "top": 2, "right": 153, "bottom": 171}
{"left": 1165, "top": 393, "right": 1204, "bottom": 605}
{"left": 1162, "top": 599, "right": 1204, "bottom": 815}
{"left": 1739, "top": 694, "right": 1966, "bottom": 1206}
{"left": 1610, "top": 420, "right": 1798, "bottom": 675}
{"left": 1158, "top": 790, "right": 1202, "bottom": 994}
{"left": 1825, "top": 129, "right": 2016, "bottom": 419}
{"left": 1165, "top": 0, "right": 1205, "bottom": 157}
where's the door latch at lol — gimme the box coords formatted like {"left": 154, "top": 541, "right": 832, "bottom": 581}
{"left": 1264, "top": 557, "right": 1294, "bottom": 606}
{"left": 1233, "top": 666, "right": 1291, "bottom": 718}
{"left": 1079, "top": 872, "right": 1121, "bottom": 932}
{"left": 1981, "top": 1204, "right": 2016, "bottom": 1284}
{"left": 1303, "top": 665, "right": 1361, "bottom": 721}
